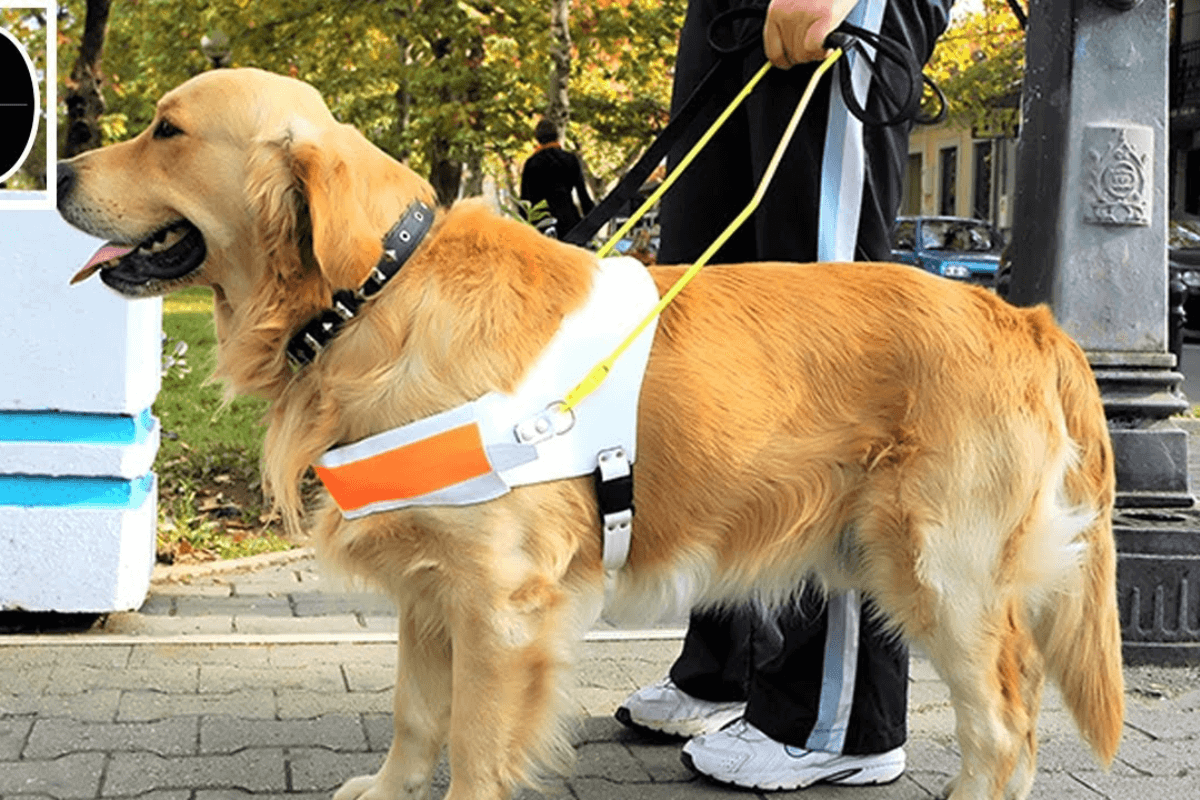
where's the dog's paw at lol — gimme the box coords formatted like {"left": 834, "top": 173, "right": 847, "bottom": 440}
{"left": 332, "top": 775, "right": 384, "bottom": 800}
{"left": 333, "top": 773, "right": 431, "bottom": 800}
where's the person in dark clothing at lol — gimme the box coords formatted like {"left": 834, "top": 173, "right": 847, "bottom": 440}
{"left": 519, "top": 119, "right": 595, "bottom": 241}
{"left": 616, "top": 0, "right": 953, "bottom": 791}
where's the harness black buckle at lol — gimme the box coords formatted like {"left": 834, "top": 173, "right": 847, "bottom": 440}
{"left": 594, "top": 446, "right": 635, "bottom": 570}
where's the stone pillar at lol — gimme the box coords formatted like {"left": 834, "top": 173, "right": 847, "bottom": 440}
{"left": 1010, "top": 0, "right": 1199, "bottom": 664}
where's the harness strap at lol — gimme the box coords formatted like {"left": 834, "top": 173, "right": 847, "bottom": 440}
{"left": 311, "top": 256, "right": 659, "bottom": 566}
{"left": 594, "top": 446, "right": 634, "bottom": 571}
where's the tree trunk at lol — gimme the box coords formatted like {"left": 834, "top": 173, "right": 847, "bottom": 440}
{"left": 547, "top": 0, "right": 571, "bottom": 133}
{"left": 63, "top": 0, "right": 112, "bottom": 157}
{"left": 463, "top": 150, "right": 484, "bottom": 197}
{"left": 393, "top": 32, "right": 412, "bottom": 163}
{"left": 427, "top": 142, "right": 463, "bottom": 205}
{"left": 426, "top": 33, "right": 462, "bottom": 206}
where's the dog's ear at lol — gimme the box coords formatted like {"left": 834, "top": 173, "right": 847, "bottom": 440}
{"left": 286, "top": 123, "right": 437, "bottom": 290}
{"left": 246, "top": 136, "right": 306, "bottom": 282}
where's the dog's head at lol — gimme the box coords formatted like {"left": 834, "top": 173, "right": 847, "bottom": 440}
{"left": 58, "top": 67, "right": 437, "bottom": 396}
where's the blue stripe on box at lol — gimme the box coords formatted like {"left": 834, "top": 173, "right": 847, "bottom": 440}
{"left": 0, "top": 409, "right": 154, "bottom": 444}
{"left": 0, "top": 473, "right": 154, "bottom": 509}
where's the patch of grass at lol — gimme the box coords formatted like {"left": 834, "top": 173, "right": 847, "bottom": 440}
{"left": 155, "top": 287, "right": 299, "bottom": 564}
{"left": 158, "top": 290, "right": 265, "bottom": 459}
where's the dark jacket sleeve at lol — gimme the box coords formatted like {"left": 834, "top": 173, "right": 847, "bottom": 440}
{"left": 520, "top": 160, "right": 533, "bottom": 204}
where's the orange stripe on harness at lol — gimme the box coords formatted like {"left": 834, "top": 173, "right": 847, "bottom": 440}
{"left": 314, "top": 423, "right": 492, "bottom": 513}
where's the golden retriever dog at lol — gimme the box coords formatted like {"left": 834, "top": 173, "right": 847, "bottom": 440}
{"left": 57, "top": 68, "right": 1123, "bottom": 800}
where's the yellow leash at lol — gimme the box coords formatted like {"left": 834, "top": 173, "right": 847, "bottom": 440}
{"left": 560, "top": 48, "right": 844, "bottom": 413}
{"left": 594, "top": 60, "right": 774, "bottom": 261}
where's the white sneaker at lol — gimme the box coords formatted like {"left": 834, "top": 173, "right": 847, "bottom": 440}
{"left": 681, "top": 719, "right": 906, "bottom": 790}
{"left": 615, "top": 677, "right": 747, "bottom": 738}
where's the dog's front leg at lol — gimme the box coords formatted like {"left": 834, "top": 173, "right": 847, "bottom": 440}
{"left": 335, "top": 604, "right": 452, "bottom": 800}
{"left": 439, "top": 572, "right": 584, "bottom": 800}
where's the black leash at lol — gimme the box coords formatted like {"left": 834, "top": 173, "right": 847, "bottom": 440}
{"left": 561, "top": 9, "right": 759, "bottom": 247}
{"left": 563, "top": 8, "right": 944, "bottom": 248}
{"left": 825, "top": 22, "right": 945, "bottom": 128}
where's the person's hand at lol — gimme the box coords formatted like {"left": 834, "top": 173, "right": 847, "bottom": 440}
{"left": 763, "top": 0, "right": 860, "bottom": 68}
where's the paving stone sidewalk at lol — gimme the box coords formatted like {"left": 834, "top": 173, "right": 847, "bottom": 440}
{"left": 1, "top": 549, "right": 1198, "bottom": 800}
{"left": 2, "top": 630, "right": 1199, "bottom": 800}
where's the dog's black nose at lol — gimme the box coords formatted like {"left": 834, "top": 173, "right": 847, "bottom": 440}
{"left": 57, "top": 162, "right": 75, "bottom": 208}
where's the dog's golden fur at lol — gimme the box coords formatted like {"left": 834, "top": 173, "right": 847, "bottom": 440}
{"left": 58, "top": 68, "right": 1124, "bottom": 800}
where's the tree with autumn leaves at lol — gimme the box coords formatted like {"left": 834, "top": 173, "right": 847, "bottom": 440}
{"left": 55, "top": 0, "right": 684, "bottom": 204}
{"left": 55, "top": 0, "right": 1024, "bottom": 203}
{"left": 925, "top": 0, "right": 1026, "bottom": 138}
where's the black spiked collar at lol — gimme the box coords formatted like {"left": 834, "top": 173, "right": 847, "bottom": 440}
{"left": 286, "top": 200, "right": 434, "bottom": 369}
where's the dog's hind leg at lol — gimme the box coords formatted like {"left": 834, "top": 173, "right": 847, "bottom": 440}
{"left": 920, "top": 593, "right": 1045, "bottom": 800}
{"left": 335, "top": 597, "right": 453, "bottom": 800}
{"left": 985, "top": 601, "right": 1046, "bottom": 800}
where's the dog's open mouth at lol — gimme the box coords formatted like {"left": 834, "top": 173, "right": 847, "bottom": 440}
{"left": 71, "top": 220, "right": 206, "bottom": 293}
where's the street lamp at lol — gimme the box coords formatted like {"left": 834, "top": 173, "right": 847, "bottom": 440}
{"left": 200, "top": 29, "right": 231, "bottom": 69}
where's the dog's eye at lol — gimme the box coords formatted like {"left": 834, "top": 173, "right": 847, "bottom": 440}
{"left": 153, "top": 120, "right": 183, "bottom": 140}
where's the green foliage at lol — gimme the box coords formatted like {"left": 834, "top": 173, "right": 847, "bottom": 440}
{"left": 56, "top": 0, "right": 687, "bottom": 194}
{"left": 156, "top": 290, "right": 269, "bottom": 464}
{"left": 505, "top": 197, "right": 552, "bottom": 225}
{"left": 568, "top": 0, "right": 684, "bottom": 193}
{"left": 925, "top": 0, "right": 1024, "bottom": 137}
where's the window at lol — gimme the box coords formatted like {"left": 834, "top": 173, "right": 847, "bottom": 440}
{"left": 939, "top": 146, "right": 958, "bottom": 216}
{"left": 901, "top": 153, "right": 922, "bottom": 216}
{"left": 973, "top": 141, "right": 993, "bottom": 221}
{"left": 891, "top": 218, "right": 916, "bottom": 250}
{"left": 920, "top": 219, "right": 1003, "bottom": 253}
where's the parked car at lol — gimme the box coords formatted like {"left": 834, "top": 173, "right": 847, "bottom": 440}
{"left": 1169, "top": 214, "right": 1200, "bottom": 340}
{"left": 611, "top": 208, "right": 660, "bottom": 264}
{"left": 890, "top": 216, "right": 1004, "bottom": 287}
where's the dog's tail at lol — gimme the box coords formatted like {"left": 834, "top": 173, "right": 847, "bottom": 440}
{"left": 1033, "top": 316, "right": 1124, "bottom": 766}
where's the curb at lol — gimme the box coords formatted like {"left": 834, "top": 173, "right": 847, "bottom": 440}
{"left": 0, "top": 627, "right": 688, "bottom": 648}
{"left": 150, "top": 546, "right": 316, "bottom": 584}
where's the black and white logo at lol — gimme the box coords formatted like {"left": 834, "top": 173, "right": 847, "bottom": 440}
{"left": 0, "top": 26, "right": 40, "bottom": 185}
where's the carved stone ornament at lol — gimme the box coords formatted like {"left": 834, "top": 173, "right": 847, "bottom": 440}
{"left": 1083, "top": 124, "right": 1152, "bottom": 227}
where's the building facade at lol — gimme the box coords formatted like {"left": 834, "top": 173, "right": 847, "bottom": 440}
{"left": 903, "top": 123, "right": 1019, "bottom": 234}
{"left": 1172, "top": 0, "right": 1200, "bottom": 216}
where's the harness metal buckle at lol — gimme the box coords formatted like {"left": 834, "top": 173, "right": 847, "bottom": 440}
{"left": 514, "top": 402, "right": 575, "bottom": 445}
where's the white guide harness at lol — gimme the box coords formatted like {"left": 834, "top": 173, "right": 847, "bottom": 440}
{"left": 314, "top": 256, "right": 659, "bottom": 571}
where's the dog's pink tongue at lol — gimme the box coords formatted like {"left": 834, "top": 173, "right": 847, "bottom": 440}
{"left": 70, "top": 243, "right": 136, "bottom": 284}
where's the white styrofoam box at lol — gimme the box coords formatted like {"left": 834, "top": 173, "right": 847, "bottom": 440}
{"left": 0, "top": 416, "right": 160, "bottom": 478}
{"left": 0, "top": 209, "right": 162, "bottom": 414}
{"left": 0, "top": 475, "right": 157, "bottom": 612}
